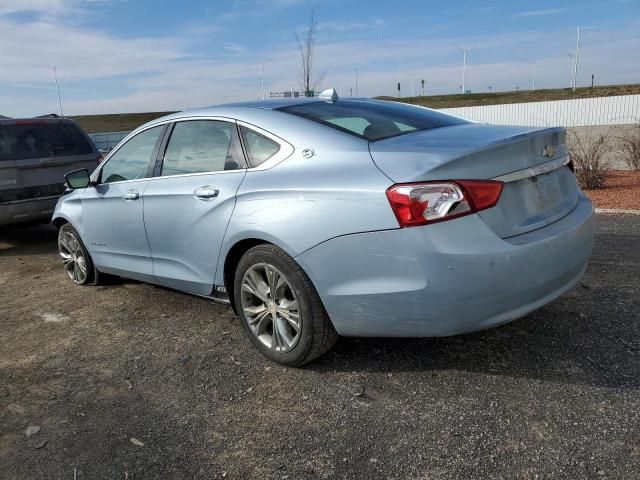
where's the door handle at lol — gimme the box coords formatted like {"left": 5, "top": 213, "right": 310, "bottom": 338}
{"left": 194, "top": 186, "right": 219, "bottom": 201}
{"left": 122, "top": 190, "right": 140, "bottom": 201}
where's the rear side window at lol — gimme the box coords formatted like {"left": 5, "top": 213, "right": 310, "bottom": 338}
{"left": 100, "top": 126, "right": 162, "bottom": 183}
{"left": 278, "top": 100, "right": 468, "bottom": 141}
{"left": 161, "top": 120, "right": 241, "bottom": 176}
{"left": 0, "top": 122, "right": 93, "bottom": 161}
{"left": 240, "top": 127, "right": 280, "bottom": 167}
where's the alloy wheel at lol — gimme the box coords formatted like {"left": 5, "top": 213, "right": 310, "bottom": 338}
{"left": 58, "top": 232, "right": 88, "bottom": 284}
{"left": 240, "top": 263, "right": 301, "bottom": 353}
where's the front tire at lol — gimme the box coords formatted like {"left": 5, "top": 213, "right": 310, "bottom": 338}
{"left": 58, "top": 223, "right": 99, "bottom": 285}
{"left": 234, "top": 244, "right": 338, "bottom": 366}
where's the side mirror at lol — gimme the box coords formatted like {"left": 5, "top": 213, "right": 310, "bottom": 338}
{"left": 65, "top": 169, "right": 91, "bottom": 190}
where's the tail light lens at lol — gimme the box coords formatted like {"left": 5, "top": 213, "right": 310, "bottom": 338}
{"left": 386, "top": 180, "right": 503, "bottom": 227}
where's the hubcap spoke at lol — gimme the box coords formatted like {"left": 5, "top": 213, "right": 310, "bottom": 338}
{"left": 278, "top": 308, "right": 301, "bottom": 332}
{"left": 76, "top": 256, "right": 87, "bottom": 274}
{"left": 73, "top": 263, "right": 81, "bottom": 282}
{"left": 246, "top": 306, "right": 270, "bottom": 328}
{"left": 242, "top": 269, "right": 269, "bottom": 303}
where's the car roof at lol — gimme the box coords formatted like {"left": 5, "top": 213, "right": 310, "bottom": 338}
{"left": 0, "top": 117, "right": 79, "bottom": 125}
{"left": 151, "top": 97, "right": 387, "bottom": 123}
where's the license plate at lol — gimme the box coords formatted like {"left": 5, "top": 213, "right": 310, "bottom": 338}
{"left": 533, "top": 173, "right": 561, "bottom": 208}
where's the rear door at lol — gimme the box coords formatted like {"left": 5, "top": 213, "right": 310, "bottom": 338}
{"left": 0, "top": 120, "right": 97, "bottom": 204}
{"left": 143, "top": 119, "right": 248, "bottom": 295}
{"left": 81, "top": 125, "right": 165, "bottom": 281}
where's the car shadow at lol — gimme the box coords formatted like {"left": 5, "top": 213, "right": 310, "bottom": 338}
{"left": 312, "top": 229, "right": 640, "bottom": 390}
{"left": 0, "top": 223, "right": 58, "bottom": 256}
{"left": 313, "top": 304, "right": 639, "bottom": 390}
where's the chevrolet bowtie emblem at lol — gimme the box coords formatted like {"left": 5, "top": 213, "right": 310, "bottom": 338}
{"left": 542, "top": 145, "right": 556, "bottom": 158}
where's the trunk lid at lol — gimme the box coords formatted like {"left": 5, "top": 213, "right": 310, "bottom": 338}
{"left": 369, "top": 123, "right": 578, "bottom": 238}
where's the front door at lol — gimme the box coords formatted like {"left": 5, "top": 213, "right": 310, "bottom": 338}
{"left": 143, "top": 119, "right": 246, "bottom": 295}
{"left": 81, "top": 125, "right": 165, "bottom": 281}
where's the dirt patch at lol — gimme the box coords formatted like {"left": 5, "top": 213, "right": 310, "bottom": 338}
{"left": 584, "top": 170, "right": 640, "bottom": 210}
{"left": 1, "top": 219, "right": 640, "bottom": 479}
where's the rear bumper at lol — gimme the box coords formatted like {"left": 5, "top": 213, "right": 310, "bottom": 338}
{"left": 0, "top": 195, "right": 59, "bottom": 226}
{"left": 296, "top": 193, "right": 594, "bottom": 337}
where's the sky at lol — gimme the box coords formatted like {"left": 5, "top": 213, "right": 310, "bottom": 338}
{"left": 0, "top": 0, "right": 639, "bottom": 117}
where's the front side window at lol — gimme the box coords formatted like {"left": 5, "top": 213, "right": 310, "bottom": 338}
{"left": 278, "top": 100, "right": 469, "bottom": 141}
{"left": 100, "top": 126, "right": 162, "bottom": 183}
{"left": 161, "top": 120, "right": 240, "bottom": 176}
{"left": 240, "top": 127, "right": 280, "bottom": 167}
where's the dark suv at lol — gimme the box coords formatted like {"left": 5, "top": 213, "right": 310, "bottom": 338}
{"left": 0, "top": 116, "right": 100, "bottom": 226}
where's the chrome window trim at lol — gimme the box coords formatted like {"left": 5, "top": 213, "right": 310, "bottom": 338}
{"left": 92, "top": 115, "right": 294, "bottom": 185}
{"left": 148, "top": 169, "right": 246, "bottom": 182}
{"left": 492, "top": 155, "right": 570, "bottom": 183}
{"left": 235, "top": 119, "right": 294, "bottom": 171}
{"left": 90, "top": 123, "right": 166, "bottom": 184}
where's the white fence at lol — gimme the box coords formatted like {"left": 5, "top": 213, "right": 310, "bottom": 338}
{"left": 439, "top": 94, "right": 640, "bottom": 127}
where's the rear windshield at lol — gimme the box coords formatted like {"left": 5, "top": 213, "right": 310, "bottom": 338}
{"left": 278, "top": 100, "right": 468, "bottom": 141}
{"left": 0, "top": 121, "right": 93, "bottom": 161}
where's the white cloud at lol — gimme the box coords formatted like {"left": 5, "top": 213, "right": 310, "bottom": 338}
{"left": 0, "top": 0, "right": 66, "bottom": 14}
{"left": 0, "top": 0, "right": 638, "bottom": 117}
{"left": 317, "top": 18, "right": 385, "bottom": 32}
{"left": 224, "top": 42, "right": 247, "bottom": 53}
{"left": 512, "top": 8, "right": 569, "bottom": 18}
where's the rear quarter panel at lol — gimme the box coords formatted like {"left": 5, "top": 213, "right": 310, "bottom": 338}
{"left": 214, "top": 115, "right": 399, "bottom": 286}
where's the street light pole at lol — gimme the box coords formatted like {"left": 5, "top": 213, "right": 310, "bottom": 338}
{"left": 52, "top": 66, "right": 64, "bottom": 118}
{"left": 453, "top": 45, "right": 466, "bottom": 93}
{"left": 566, "top": 52, "right": 575, "bottom": 89}
{"left": 355, "top": 68, "right": 358, "bottom": 97}
{"left": 532, "top": 62, "right": 536, "bottom": 91}
{"left": 462, "top": 49, "right": 466, "bottom": 93}
{"left": 258, "top": 64, "right": 264, "bottom": 100}
{"left": 573, "top": 27, "right": 581, "bottom": 91}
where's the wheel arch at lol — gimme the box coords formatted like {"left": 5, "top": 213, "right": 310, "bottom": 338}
{"left": 223, "top": 238, "right": 271, "bottom": 314}
{"left": 51, "top": 216, "right": 68, "bottom": 228}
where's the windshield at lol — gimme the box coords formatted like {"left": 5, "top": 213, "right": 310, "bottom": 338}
{"left": 0, "top": 121, "right": 93, "bottom": 161}
{"left": 278, "top": 100, "right": 469, "bottom": 141}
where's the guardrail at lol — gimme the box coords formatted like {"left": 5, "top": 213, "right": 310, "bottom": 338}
{"left": 88, "top": 94, "right": 640, "bottom": 151}
{"left": 439, "top": 94, "right": 640, "bottom": 127}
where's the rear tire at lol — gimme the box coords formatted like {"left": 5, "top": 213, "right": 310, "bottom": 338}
{"left": 58, "top": 223, "right": 101, "bottom": 286}
{"left": 234, "top": 244, "right": 338, "bottom": 366}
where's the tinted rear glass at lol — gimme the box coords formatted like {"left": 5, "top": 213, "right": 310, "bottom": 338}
{"left": 278, "top": 100, "right": 468, "bottom": 141}
{"left": 0, "top": 122, "right": 93, "bottom": 161}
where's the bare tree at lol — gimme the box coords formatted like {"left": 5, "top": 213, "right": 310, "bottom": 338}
{"left": 568, "top": 128, "right": 611, "bottom": 189}
{"left": 296, "top": 13, "right": 326, "bottom": 96}
{"left": 618, "top": 122, "right": 640, "bottom": 171}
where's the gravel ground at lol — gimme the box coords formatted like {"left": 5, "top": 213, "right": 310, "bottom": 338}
{"left": 1, "top": 214, "right": 639, "bottom": 479}
{"left": 585, "top": 171, "right": 640, "bottom": 210}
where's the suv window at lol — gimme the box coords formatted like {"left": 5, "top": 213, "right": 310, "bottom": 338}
{"left": 162, "top": 120, "right": 241, "bottom": 176}
{"left": 0, "top": 121, "right": 93, "bottom": 161}
{"left": 278, "top": 100, "right": 468, "bottom": 141}
{"left": 240, "top": 127, "right": 280, "bottom": 167}
{"left": 100, "top": 126, "right": 162, "bottom": 183}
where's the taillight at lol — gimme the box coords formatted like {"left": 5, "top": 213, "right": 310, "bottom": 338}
{"left": 567, "top": 154, "right": 575, "bottom": 172}
{"left": 386, "top": 180, "right": 503, "bottom": 227}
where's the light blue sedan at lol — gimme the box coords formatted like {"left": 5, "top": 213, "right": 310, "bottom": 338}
{"left": 53, "top": 91, "right": 594, "bottom": 365}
